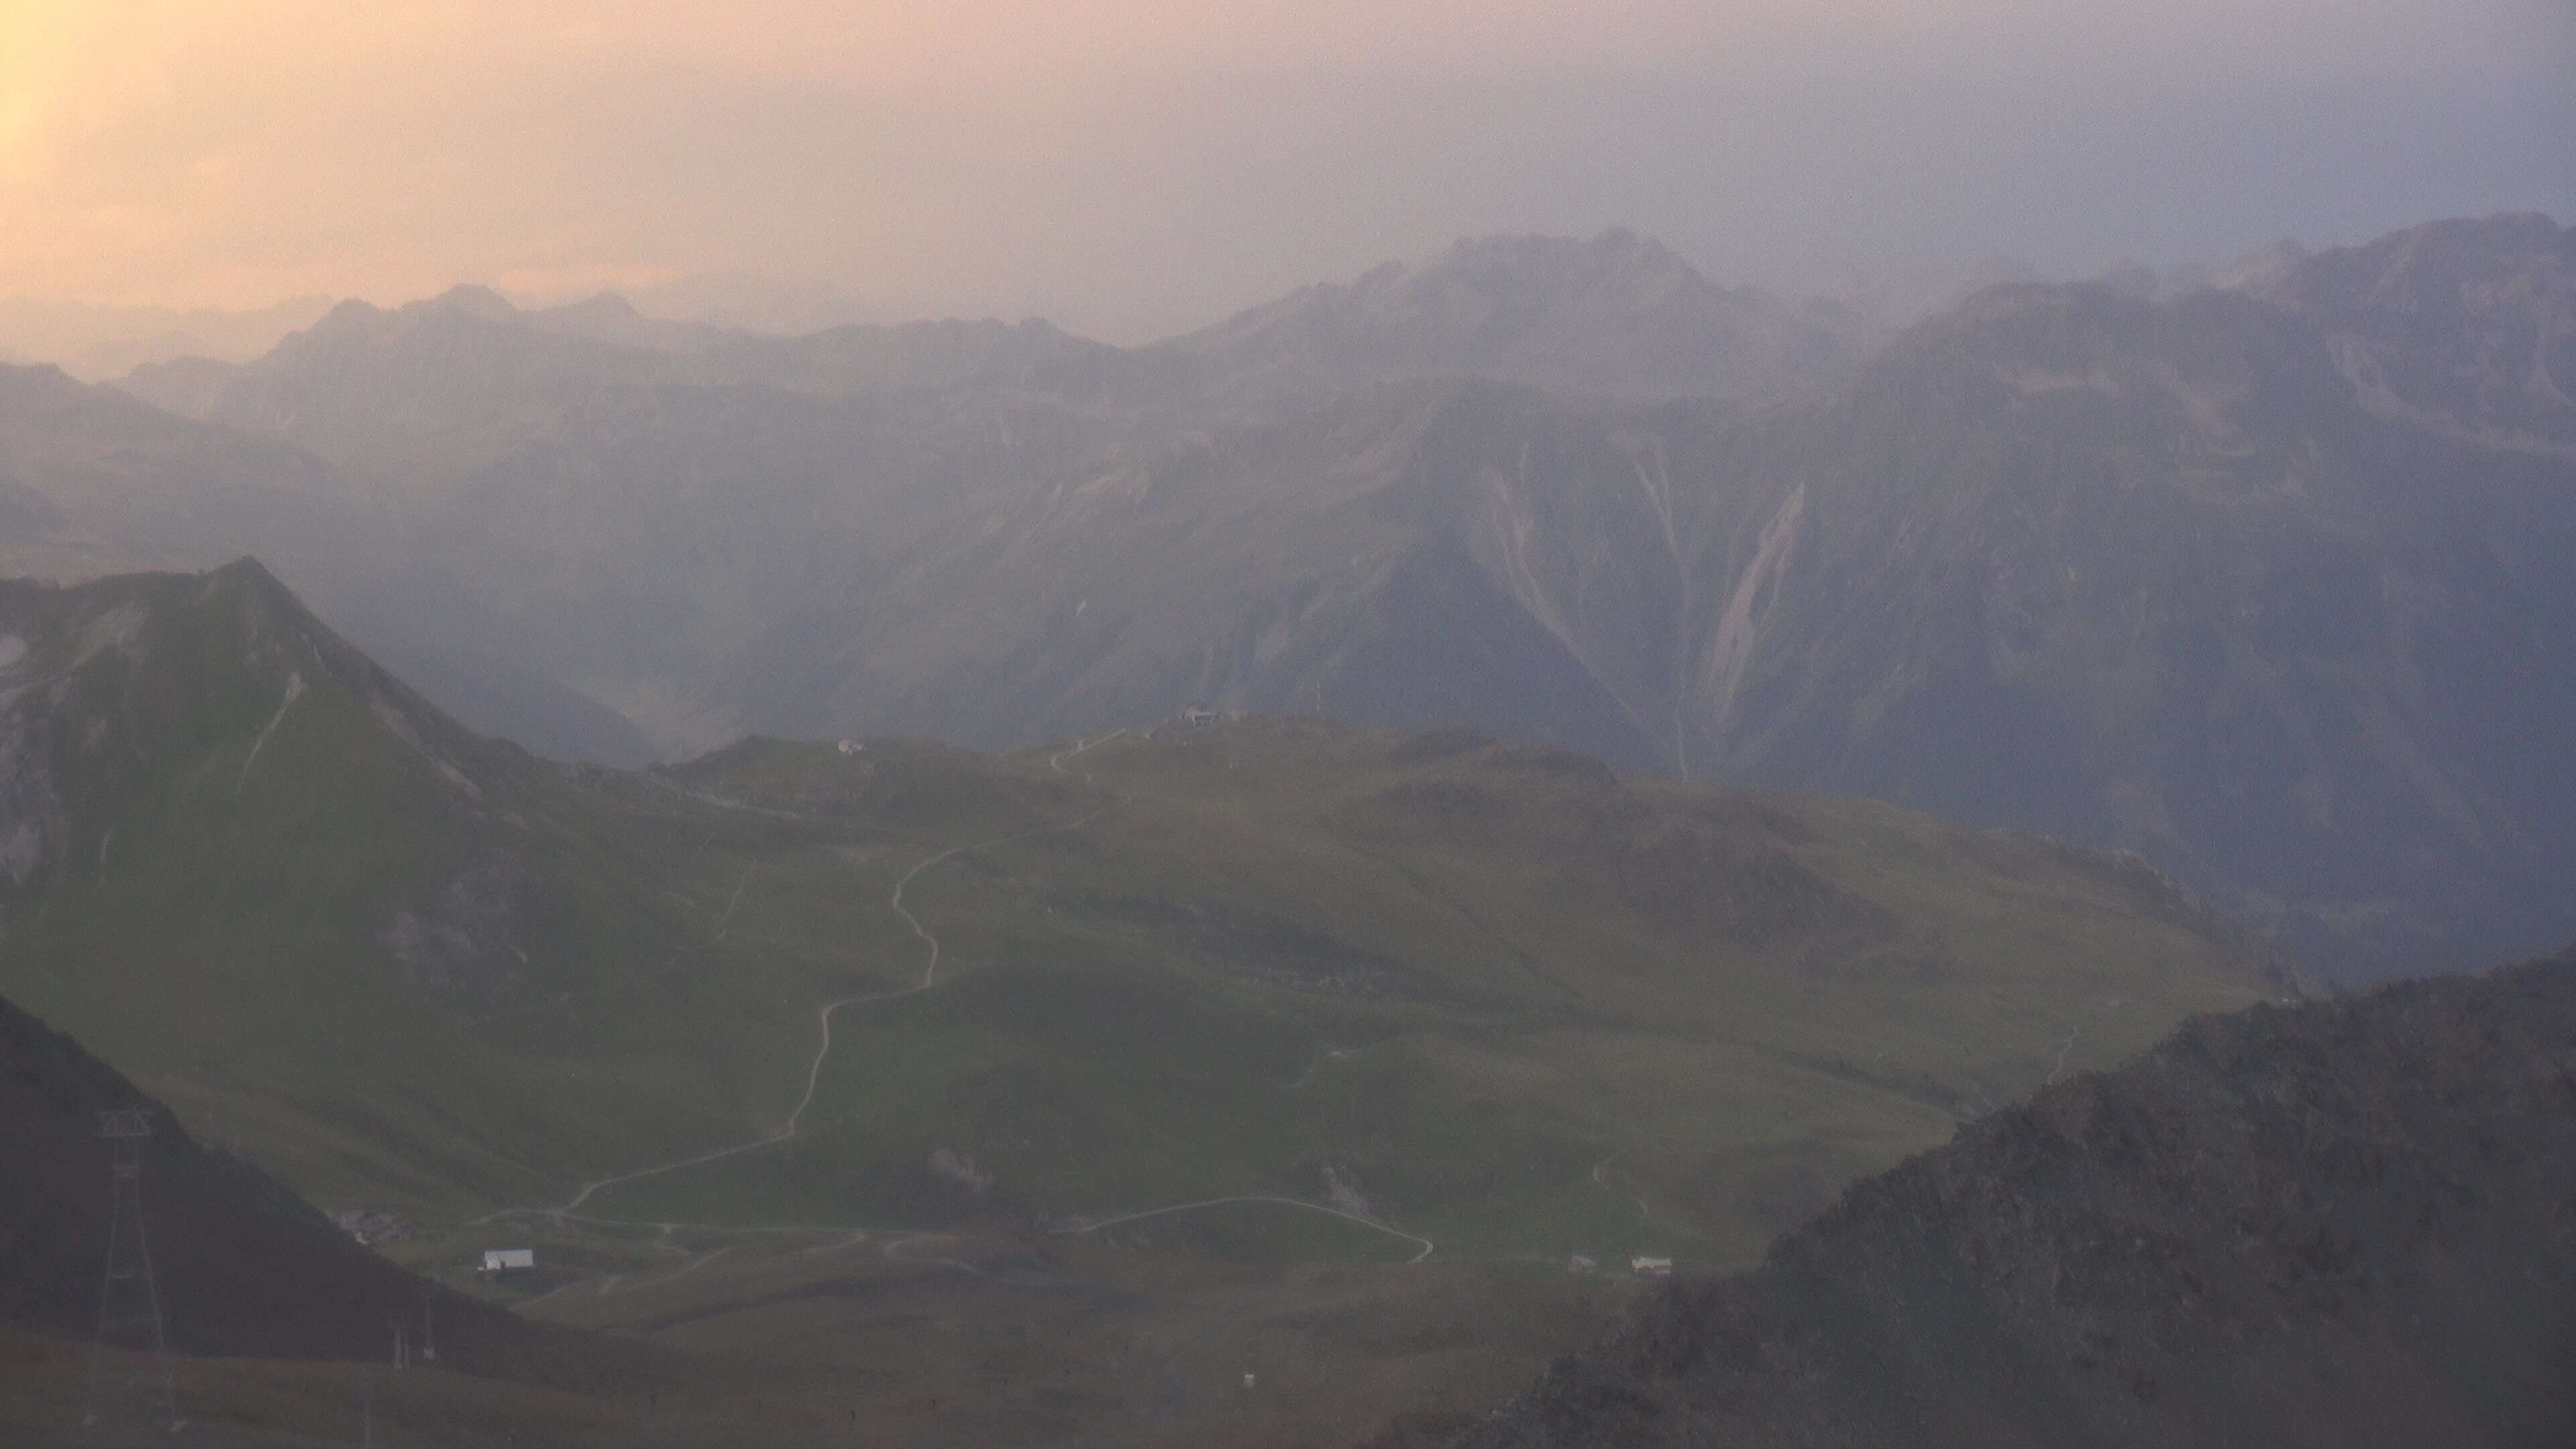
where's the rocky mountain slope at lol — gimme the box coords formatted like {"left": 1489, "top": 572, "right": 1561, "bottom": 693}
{"left": 1672, "top": 249, "right": 2576, "bottom": 973}
{"left": 2236, "top": 211, "right": 2573, "bottom": 454}
{"left": 0, "top": 990, "right": 544, "bottom": 1367}
{"left": 722, "top": 216, "right": 2576, "bottom": 975}
{"left": 85, "top": 231, "right": 1856, "bottom": 762}
{"left": 1452, "top": 941, "right": 2576, "bottom": 1449}
{"left": 0, "top": 562, "right": 2279, "bottom": 1269}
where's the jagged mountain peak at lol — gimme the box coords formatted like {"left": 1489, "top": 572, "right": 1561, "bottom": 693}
{"left": 0, "top": 558, "right": 510, "bottom": 895}
{"left": 2235, "top": 211, "right": 2575, "bottom": 451}
{"left": 1218, "top": 227, "right": 1729, "bottom": 330}
{"left": 1419, "top": 226, "right": 1709, "bottom": 290}
{"left": 1870, "top": 270, "right": 2343, "bottom": 416}
{"left": 299, "top": 294, "right": 390, "bottom": 338}
{"left": 1174, "top": 226, "right": 1857, "bottom": 406}
{"left": 418, "top": 282, "right": 519, "bottom": 321}
{"left": 545, "top": 289, "right": 643, "bottom": 322}
{"left": 2211, "top": 236, "right": 2312, "bottom": 292}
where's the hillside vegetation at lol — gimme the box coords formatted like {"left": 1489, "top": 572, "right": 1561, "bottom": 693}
{"left": 0, "top": 561, "right": 2281, "bottom": 1271}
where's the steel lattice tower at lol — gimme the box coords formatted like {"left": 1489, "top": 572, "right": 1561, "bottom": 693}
{"left": 80, "top": 1108, "right": 180, "bottom": 1442}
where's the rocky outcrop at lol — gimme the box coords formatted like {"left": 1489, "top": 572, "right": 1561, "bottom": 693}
{"left": 1460, "top": 944, "right": 2576, "bottom": 1449}
{"left": 2237, "top": 211, "right": 2575, "bottom": 453}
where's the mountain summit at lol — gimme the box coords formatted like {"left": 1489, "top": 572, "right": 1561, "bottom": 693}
{"left": 2233, "top": 211, "right": 2575, "bottom": 453}
{"left": 1175, "top": 228, "right": 1864, "bottom": 407}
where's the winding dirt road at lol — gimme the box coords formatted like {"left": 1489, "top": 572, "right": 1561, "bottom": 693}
{"left": 487, "top": 727, "right": 1438, "bottom": 1273}
{"left": 1055, "top": 1195, "right": 1435, "bottom": 1265}
{"left": 537, "top": 731, "right": 1132, "bottom": 1219}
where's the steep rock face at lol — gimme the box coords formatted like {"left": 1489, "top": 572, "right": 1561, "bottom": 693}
{"left": 2236, "top": 211, "right": 2575, "bottom": 453}
{"left": 712, "top": 384, "right": 1672, "bottom": 769}
{"left": 1461, "top": 944, "right": 2576, "bottom": 1449}
{"left": 1680, "top": 268, "right": 2576, "bottom": 973}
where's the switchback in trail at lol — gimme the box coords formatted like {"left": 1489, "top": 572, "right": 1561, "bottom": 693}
{"left": 502, "top": 731, "right": 1134, "bottom": 1224}
{"left": 484, "top": 727, "right": 1444, "bottom": 1281}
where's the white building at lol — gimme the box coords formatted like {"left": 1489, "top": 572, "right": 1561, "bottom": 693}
{"left": 1631, "top": 1255, "right": 1673, "bottom": 1277}
{"left": 480, "top": 1248, "right": 536, "bottom": 1274}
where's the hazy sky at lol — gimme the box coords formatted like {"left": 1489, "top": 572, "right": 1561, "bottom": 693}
{"left": 5, "top": 0, "right": 2571, "bottom": 340}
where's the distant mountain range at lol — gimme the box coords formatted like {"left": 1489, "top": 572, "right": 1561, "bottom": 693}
{"left": 3, "top": 213, "right": 2569, "bottom": 977}
{"left": 1163, "top": 229, "right": 1869, "bottom": 409}
{"left": 0, "top": 273, "right": 888, "bottom": 383}
{"left": 0, "top": 296, "right": 337, "bottom": 384}
{"left": 614, "top": 269, "right": 886, "bottom": 336}
{"left": 1449, "top": 941, "right": 2576, "bottom": 1449}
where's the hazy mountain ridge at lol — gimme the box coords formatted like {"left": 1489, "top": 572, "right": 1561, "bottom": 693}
{"left": 615, "top": 268, "right": 884, "bottom": 335}
{"left": 0, "top": 360, "right": 366, "bottom": 587}
{"left": 1452, "top": 942, "right": 2576, "bottom": 1449}
{"left": 720, "top": 229, "right": 2576, "bottom": 973}
{"left": 105, "top": 229, "right": 1847, "bottom": 753}
{"left": 1169, "top": 229, "right": 1868, "bottom": 409}
{"left": 2233, "top": 211, "right": 2574, "bottom": 454}
{"left": 121, "top": 227, "right": 1849, "bottom": 451}
{"left": 712, "top": 382, "right": 1681, "bottom": 764}
{"left": 1676, "top": 268, "right": 2576, "bottom": 973}
{"left": 17, "top": 214, "right": 2575, "bottom": 975}
{"left": 0, "top": 294, "right": 335, "bottom": 384}
{"left": 0, "top": 362, "right": 656, "bottom": 763}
